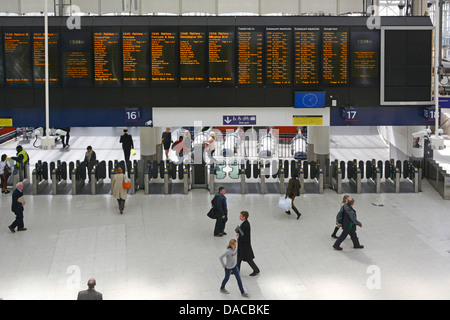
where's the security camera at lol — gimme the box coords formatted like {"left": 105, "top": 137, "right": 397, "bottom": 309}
{"left": 412, "top": 129, "right": 432, "bottom": 139}
{"left": 145, "top": 120, "right": 153, "bottom": 127}
{"left": 32, "top": 128, "right": 43, "bottom": 138}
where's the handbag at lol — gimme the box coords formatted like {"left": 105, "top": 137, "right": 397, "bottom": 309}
{"left": 277, "top": 196, "right": 292, "bottom": 211}
{"left": 123, "top": 175, "right": 131, "bottom": 189}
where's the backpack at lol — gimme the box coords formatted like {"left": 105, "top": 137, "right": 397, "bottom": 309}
{"left": 336, "top": 206, "right": 344, "bottom": 224}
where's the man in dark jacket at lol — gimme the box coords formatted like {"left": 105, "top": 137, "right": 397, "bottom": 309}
{"left": 77, "top": 278, "right": 103, "bottom": 300}
{"left": 333, "top": 197, "right": 363, "bottom": 250}
{"left": 8, "top": 182, "right": 26, "bottom": 233}
{"left": 237, "top": 211, "right": 260, "bottom": 276}
{"left": 213, "top": 187, "right": 228, "bottom": 237}
{"left": 120, "top": 128, "right": 134, "bottom": 175}
{"left": 285, "top": 171, "right": 301, "bottom": 219}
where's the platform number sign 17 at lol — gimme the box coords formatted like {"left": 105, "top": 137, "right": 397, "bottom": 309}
{"left": 125, "top": 108, "right": 141, "bottom": 123}
{"left": 342, "top": 107, "right": 358, "bottom": 122}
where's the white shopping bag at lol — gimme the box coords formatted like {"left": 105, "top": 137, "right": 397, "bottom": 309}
{"left": 277, "top": 197, "right": 292, "bottom": 211}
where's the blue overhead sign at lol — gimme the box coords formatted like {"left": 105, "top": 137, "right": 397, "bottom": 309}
{"left": 223, "top": 115, "right": 257, "bottom": 126}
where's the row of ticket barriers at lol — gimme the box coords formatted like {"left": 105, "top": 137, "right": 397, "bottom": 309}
{"left": 12, "top": 157, "right": 423, "bottom": 196}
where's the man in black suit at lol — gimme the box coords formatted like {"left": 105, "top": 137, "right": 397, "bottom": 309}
{"left": 8, "top": 182, "right": 26, "bottom": 233}
{"left": 236, "top": 211, "right": 260, "bottom": 276}
{"left": 77, "top": 278, "right": 103, "bottom": 300}
{"left": 213, "top": 187, "right": 228, "bottom": 237}
{"left": 120, "top": 128, "right": 134, "bottom": 175}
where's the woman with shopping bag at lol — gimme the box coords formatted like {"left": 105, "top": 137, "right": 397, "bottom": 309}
{"left": 111, "top": 167, "right": 130, "bottom": 214}
{"left": 285, "top": 171, "right": 301, "bottom": 219}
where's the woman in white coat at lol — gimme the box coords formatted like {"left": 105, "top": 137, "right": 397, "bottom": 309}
{"left": 111, "top": 167, "right": 129, "bottom": 214}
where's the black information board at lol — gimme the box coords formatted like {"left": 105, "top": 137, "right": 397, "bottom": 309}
{"left": 350, "top": 31, "right": 379, "bottom": 86}
{"left": 208, "top": 27, "right": 235, "bottom": 86}
{"left": 294, "top": 27, "right": 320, "bottom": 86}
{"left": 94, "top": 28, "right": 121, "bottom": 87}
{"left": 4, "top": 30, "right": 32, "bottom": 87}
{"left": 322, "top": 27, "right": 349, "bottom": 85}
{"left": 33, "top": 31, "right": 59, "bottom": 87}
{"left": 266, "top": 27, "right": 292, "bottom": 86}
{"left": 61, "top": 30, "right": 93, "bottom": 87}
{"left": 0, "top": 30, "right": 3, "bottom": 87}
{"left": 179, "top": 27, "right": 206, "bottom": 85}
{"left": 237, "top": 27, "right": 264, "bottom": 86}
{"left": 122, "top": 28, "right": 149, "bottom": 87}
{"left": 151, "top": 29, "right": 177, "bottom": 84}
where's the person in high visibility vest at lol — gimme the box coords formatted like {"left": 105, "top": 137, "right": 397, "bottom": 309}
{"left": 11, "top": 145, "right": 29, "bottom": 175}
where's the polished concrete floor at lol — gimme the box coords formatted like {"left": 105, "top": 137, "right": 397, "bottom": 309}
{"left": 1, "top": 127, "right": 450, "bottom": 300}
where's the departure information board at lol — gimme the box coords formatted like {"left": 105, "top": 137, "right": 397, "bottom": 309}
{"left": 294, "top": 27, "right": 320, "bottom": 86}
{"left": 94, "top": 30, "right": 121, "bottom": 87}
{"left": 4, "top": 31, "right": 32, "bottom": 87}
{"left": 208, "top": 29, "right": 235, "bottom": 86}
{"left": 33, "top": 32, "right": 59, "bottom": 86}
{"left": 179, "top": 29, "right": 206, "bottom": 85}
{"left": 151, "top": 31, "right": 177, "bottom": 84}
{"left": 237, "top": 27, "right": 263, "bottom": 86}
{"left": 322, "top": 27, "right": 349, "bottom": 85}
{"left": 350, "top": 31, "right": 379, "bottom": 86}
{"left": 266, "top": 27, "right": 292, "bottom": 86}
{"left": 0, "top": 32, "right": 4, "bottom": 87}
{"left": 61, "top": 31, "right": 93, "bottom": 87}
{"left": 122, "top": 29, "right": 149, "bottom": 87}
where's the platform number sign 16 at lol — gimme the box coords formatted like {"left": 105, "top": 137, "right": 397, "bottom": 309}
{"left": 342, "top": 108, "right": 358, "bottom": 122}
{"left": 125, "top": 108, "right": 141, "bottom": 123}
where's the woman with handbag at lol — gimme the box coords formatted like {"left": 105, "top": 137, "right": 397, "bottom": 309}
{"left": 0, "top": 154, "right": 11, "bottom": 194}
{"left": 111, "top": 167, "right": 130, "bottom": 214}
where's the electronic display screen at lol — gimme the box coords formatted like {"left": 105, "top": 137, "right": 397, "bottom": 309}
{"left": 237, "top": 27, "right": 263, "bottom": 86}
{"left": 294, "top": 27, "right": 320, "bottom": 86}
{"left": 61, "top": 30, "right": 93, "bottom": 87}
{"left": 208, "top": 28, "right": 235, "bottom": 86}
{"left": 179, "top": 28, "right": 206, "bottom": 85}
{"left": 122, "top": 29, "right": 149, "bottom": 87}
{"left": 33, "top": 31, "right": 59, "bottom": 86}
{"left": 266, "top": 27, "right": 292, "bottom": 86}
{"left": 94, "top": 29, "right": 121, "bottom": 87}
{"left": 4, "top": 30, "right": 32, "bottom": 87}
{"left": 350, "top": 31, "right": 379, "bottom": 86}
{"left": 151, "top": 30, "right": 177, "bottom": 84}
{"left": 322, "top": 27, "right": 349, "bottom": 85}
{"left": 0, "top": 31, "right": 4, "bottom": 87}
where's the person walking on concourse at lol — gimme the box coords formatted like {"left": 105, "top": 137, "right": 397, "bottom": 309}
{"left": 8, "top": 182, "right": 27, "bottom": 233}
{"left": 219, "top": 239, "right": 249, "bottom": 297}
{"left": 213, "top": 187, "right": 228, "bottom": 237}
{"left": 333, "top": 197, "right": 364, "bottom": 250}
{"left": 236, "top": 211, "right": 260, "bottom": 277}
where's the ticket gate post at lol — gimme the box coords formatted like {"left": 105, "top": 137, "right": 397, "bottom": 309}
{"left": 12, "top": 162, "right": 31, "bottom": 188}
{"left": 90, "top": 161, "right": 106, "bottom": 195}
{"left": 144, "top": 161, "right": 151, "bottom": 195}
{"left": 386, "top": 167, "right": 401, "bottom": 193}
{"left": 318, "top": 167, "right": 324, "bottom": 194}
{"left": 259, "top": 161, "right": 266, "bottom": 195}
{"left": 349, "top": 168, "right": 362, "bottom": 194}
{"left": 51, "top": 161, "right": 68, "bottom": 195}
{"left": 330, "top": 161, "right": 342, "bottom": 194}
{"left": 299, "top": 168, "right": 305, "bottom": 195}
{"left": 32, "top": 162, "right": 49, "bottom": 195}
{"left": 240, "top": 167, "right": 246, "bottom": 194}
{"left": 278, "top": 161, "right": 285, "bottom": 195}
{"left": 164, "top": 162, "right": 170, "bottom": 195}
{"left": 209, "top": 163, "right": 215, "bottom": 195}
{"left": 129, "top": 167, "right": 136, "bottom": 195}
{"left": 367, "top": 168, "right": 381, "bottom": 193}
{"left": 183, "top": 164, "right": 190, "bottom": 194}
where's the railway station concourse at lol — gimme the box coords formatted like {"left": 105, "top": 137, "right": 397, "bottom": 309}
{"left": 1, "top": 0, "right": 450, "bottom": 305}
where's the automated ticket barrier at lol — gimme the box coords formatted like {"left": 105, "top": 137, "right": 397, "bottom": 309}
{"left": 51, "top": 161, "right": 68, "bottom": 195}
{"left": 90, "top": 161, "right": 106, "bottom": 195}
{"left": 71, "top": 161, "right": 86, "bottom": 195}
{"left": 32, "top": 161, "right": 49, "bottom": 195}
